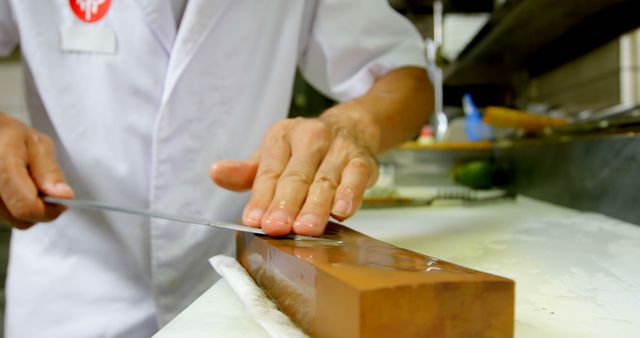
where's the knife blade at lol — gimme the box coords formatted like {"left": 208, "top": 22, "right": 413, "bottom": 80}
{"left": 44, "top": 196, "right": 341, "bottom": 244}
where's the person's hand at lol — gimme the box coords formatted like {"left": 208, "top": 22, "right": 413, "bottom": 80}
{"left": 0, "top": 113, "right": 74, "bottom": 229}
{"left": 209, "top": 113, "right": 379, "bottom": 237}
{"left": 211, "top": 67, "right": 433, "bottom": 237}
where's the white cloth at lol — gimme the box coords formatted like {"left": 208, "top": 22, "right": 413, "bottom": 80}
{"left": 0, "top": 0, "right": 426, "bottom": 337}
{"left": 209, "top": 255, "right": 308, "bottom": 338}
{"left": 170, "top": 0, "right": 187, "bottom": 26}
{"left": 153, "top": 278, "right": 272, "bottom": 338}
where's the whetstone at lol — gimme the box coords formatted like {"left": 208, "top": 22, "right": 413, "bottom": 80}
{"left": 236, "top": 222, "right": 514, "bottom": 338}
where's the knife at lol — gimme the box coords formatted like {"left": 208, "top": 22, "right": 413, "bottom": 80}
{"left": 44, "top": 196, "right": 341, "bottom": 244}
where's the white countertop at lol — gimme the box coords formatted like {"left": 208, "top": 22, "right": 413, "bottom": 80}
{"left": 155, "top": 196, "right": 640, "bottom": 338}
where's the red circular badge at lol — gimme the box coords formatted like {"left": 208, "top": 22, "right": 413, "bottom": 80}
{"left": 69, "top": 0, "right": 111, "bottom": 23}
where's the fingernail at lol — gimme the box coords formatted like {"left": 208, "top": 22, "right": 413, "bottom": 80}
{"left": 244, "top": 209, "right": 263, "bottom": 226}
{"left": 209, "top": 163, "right": 218, "bottom": 173}
{"left": 332, "top": 199, "right": 351, "bottom": 217}
{"left": 56, "top": 182, "right": 71, "bottom": 191}
{"left": 293, "top": 214, "right": 323, "bottom": 232}
{"left": 264, "top": 210, "right": 290, "bottom": 229}
{"left": 48, "top": 182, "right": 73, "bottom": 196}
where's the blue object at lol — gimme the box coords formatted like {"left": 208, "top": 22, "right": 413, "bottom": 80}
{"left": 462, "top": 93, "right": 494, "bottom": 141}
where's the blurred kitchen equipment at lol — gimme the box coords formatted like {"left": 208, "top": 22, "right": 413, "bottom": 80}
{"left": 483, "top": 106, "right": 569, "bottom": 131}
{"left": 578, "top": 103, "right": 640, "bottom": 122}
{"left": 463, "top": 94, "right": 494, "bottom": 141}
{"left": 427, "top": 0, "right": 448, "bottom": 141}
{"left": 362, "top": 187, "right": 513, "bottom": 208}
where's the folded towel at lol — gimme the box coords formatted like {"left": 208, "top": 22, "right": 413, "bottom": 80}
{"left": 209, "top": 255, "right": 308, "bottom": 338}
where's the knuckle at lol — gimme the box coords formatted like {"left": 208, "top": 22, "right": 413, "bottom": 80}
{"left": 11, "top": 203, "right": 38, "bottom": 220}
{"left": 338, "top": 184, "right": 359, "bottom": 195}
{"left": 269, "top": 198, "right": 297, "bottom": 211}
{"left": 312, "top": 173, "right": 339, "bottom": 190}
{"left": 41, "top": 167, "right": 63, "bottom": 180}
{"left": 280, "top": 169, "right": 312, "bottom": 186}
{"left": 5, "top": 194, "right": 42, "bottom": 221}
{"left": 31, "top": 132, "right": 53, "bottom": 147}
{"left": 299, "top": 139, "right": 328, "bottom": 157}
{"left": 256, "top": 164, "right": 282, "bottom": 181}
{"left": 334, "top": 136, "right": 361, "bottom": 154}
{"left": 332, "top": 134, "right": 349, "bottom": 148}
{"left": 301, "top": 198, "right": 325, "bottom": 212}
{"left": 38, "top": 161, "right": 63, "bottom": 177}
{"left": 32, "top": 133, "right": 58, "bottom": 159}
{"left": 245, "top": 197, "right": 267, "bottom": 210}
{"left": 270, "top": 119, "right": 292, "bottom": 136}
{"left": 303, "top": 120, "right": 331, "bottom": 139}
{"left": 348, "top": 157, "right": 372, "bottom": 172}
{"left": 249, "top": 194, "right": 273, "bottom": 209}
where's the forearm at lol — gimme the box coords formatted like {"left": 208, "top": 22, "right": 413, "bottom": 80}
{"left": 319, "top": 66, "right": 434, "bottom": 154}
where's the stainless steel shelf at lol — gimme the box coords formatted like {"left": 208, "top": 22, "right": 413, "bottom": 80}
{"left": 444, "top": 0, "right": 640, "bottom": 86}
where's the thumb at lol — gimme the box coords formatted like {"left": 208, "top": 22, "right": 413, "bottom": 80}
{"left": 27, "top": 133, "right": 74, "bottom": 199}
{"left": 209, "top": 159, "right": 258, "bottom": 192}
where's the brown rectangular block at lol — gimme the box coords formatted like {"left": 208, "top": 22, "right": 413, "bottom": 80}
{"left": 236, "top": 222, "right": 514, "bottom": 338}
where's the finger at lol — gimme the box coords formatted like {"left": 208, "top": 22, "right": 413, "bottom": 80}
{"left": 209, "top": 160, "right": 258, "bottom": 192}
{"left": 0, "top": 200, "right": 35, "bottom": 230}
{"left": 242, "top": 123, "right": 292, "bottom": 228}
{"left": 0, "top": 154, "right": 49, "bottom": 223}
{"left": 27, "top": 132, "right": 74, "bottom": 199}
{"left": 0, "top": 199, "right": 63, "bottom": 229}
{"left": 292, "top": 147, "right": 347, "bottom": 236}
{"left": 262, "top": 148, "right": 329, "bottom": 236}
{"left": 330, "top": 156, "right": 377, "bottom": 221}
{"left": 261, "top": 121, "right": 331, "bottom": 236}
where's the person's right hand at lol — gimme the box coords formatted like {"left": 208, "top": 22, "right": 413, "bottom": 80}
{"left": 0, "top": 113, "right": 74, "bottom": 229}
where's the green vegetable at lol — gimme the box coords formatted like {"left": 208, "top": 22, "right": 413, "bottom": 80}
{"left": 453, "top": 160, "right": 495, "bottom": 189}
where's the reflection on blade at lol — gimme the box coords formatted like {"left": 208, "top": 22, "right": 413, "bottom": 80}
{"left": 43, "top": 197, "right": 341, "bottom": 244}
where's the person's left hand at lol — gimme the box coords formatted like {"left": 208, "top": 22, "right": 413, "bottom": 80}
{"left": 209, "top": 113, "right": 379, "bottom": 237}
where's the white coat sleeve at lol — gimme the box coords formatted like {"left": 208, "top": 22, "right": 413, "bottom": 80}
{"left": 0, "top": 0, "right": 18, "bottom": 56}
{"left": 298, "top": 0, "right": 427, "bottom": 102}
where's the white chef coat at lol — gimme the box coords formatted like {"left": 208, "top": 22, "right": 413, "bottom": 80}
{"left": 169, "top": 0, "right": 187, "bottom": 25}
{"left": 0, "top": 0, "right": 426, "bottom": 337}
